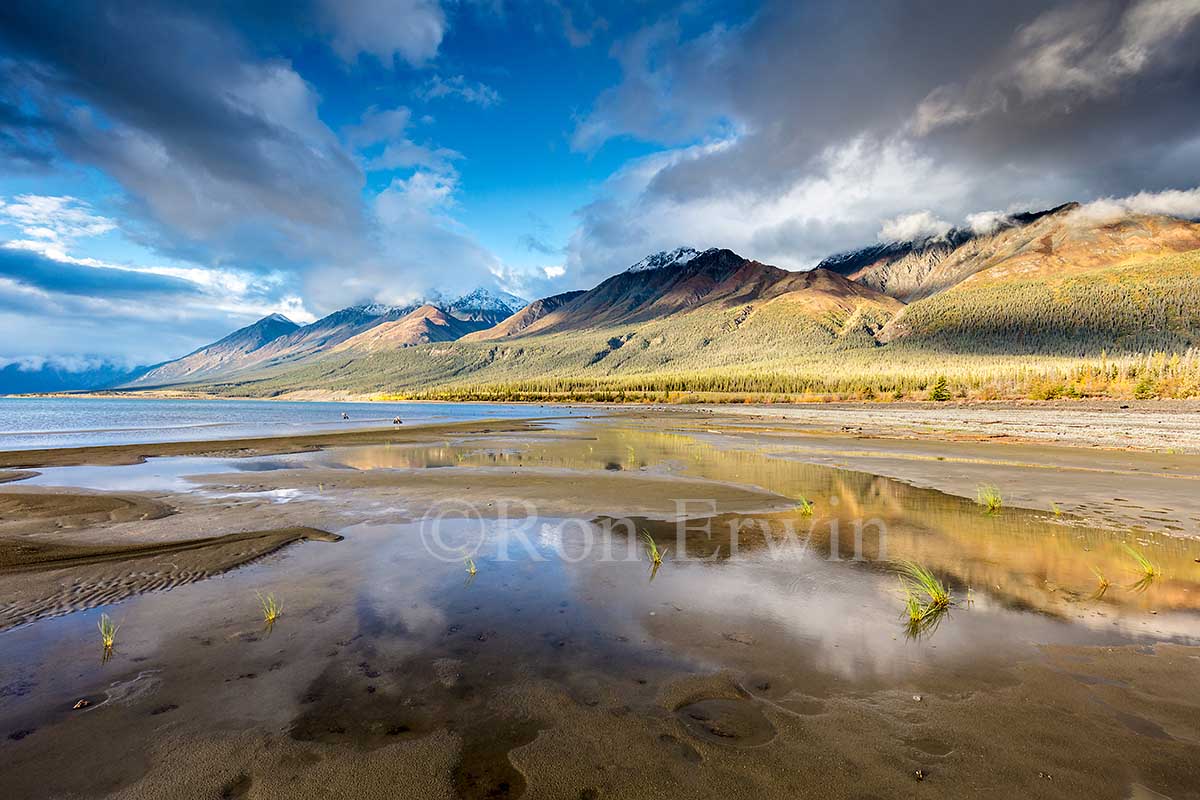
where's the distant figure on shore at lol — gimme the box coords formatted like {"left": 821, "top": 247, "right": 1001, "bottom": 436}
{"left": 341, "top": 412, "right": 349, "bottom": 420}
{"left": 393, "top": 417, "right": 403, "bottom": 425}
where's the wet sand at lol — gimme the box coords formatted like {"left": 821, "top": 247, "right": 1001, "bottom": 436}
{"left": 2, "top": 412, "right": 1200, "bottom": 799}
{"left": 667, "top": 417, "right": 1200, "bottom": 535}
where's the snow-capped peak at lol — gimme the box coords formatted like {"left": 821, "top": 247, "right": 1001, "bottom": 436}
{"left": 449, "top": 287, "right": 528, "bottom": 314}
{"left": 624, "top": 247, "right": 703, "bottom": 273}
{"left": 263, "top": 313, "right": 295, "bottom": 324}
{"left": 354, "top": 303, "right": 407, "bottom": 316}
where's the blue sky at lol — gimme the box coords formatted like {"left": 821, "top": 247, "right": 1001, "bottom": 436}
{"left": 1, "top": 1, "right": 1199, "bottom": 367}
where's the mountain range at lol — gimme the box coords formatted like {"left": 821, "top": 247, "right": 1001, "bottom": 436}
{"left": 125, "top": 289, "right": 527, "bottom": 389}
{"left": 12, "top": 201, "right": 1200, "bottom": 399}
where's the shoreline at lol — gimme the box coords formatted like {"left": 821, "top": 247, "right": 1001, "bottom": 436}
{"left": 12, "top": 388, "right": 1200, "bottom": 411}
{"left": 4, "top": 396, "right": 1200, "bottom": 455}
{"left": 0, "top": 416, "right": 563, "bottom": 469}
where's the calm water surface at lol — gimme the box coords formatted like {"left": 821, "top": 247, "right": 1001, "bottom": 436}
{"left": 0, "top": 397, "right": 581, "bottom": 450}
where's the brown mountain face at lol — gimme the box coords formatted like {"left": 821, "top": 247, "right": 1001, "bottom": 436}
{"left": 821, "top": 203, "right": 1200, "bottom": 302}
{"left": 332, "top": 304, "right": 491, "bottom": 352}
{"left": 514, "top": 248, "right": 902, "bottom": 338}
{"left": 518, "top": 249, "right": 793, "bottom": 334}
{"left": 462, "top": 290, "right": 586, "bottom": 341}
{"left": 127, "top": 306, "right": 414, "bottom": 387}
{"left": 876, "top": 211, "right": 1200, "bottom": 352}
{"left": 817, "top": 204, "right": 1077, "bottom": 301}
{"left": 244, "top": 305, "right": 416, "bottom": 367}
{"left": 129, "top": 313, "right": 299, "bottom": 387}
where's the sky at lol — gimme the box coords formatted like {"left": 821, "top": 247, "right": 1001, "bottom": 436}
{"left": 1, "top": 0, "right": 1200, "bottom": 369}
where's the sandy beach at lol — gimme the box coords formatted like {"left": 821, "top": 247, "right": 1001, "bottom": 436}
{"left": 1, "top": 406, "right": 1199, "bottom": 800}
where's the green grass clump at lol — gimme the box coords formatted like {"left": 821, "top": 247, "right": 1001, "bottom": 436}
{"left": 257, "top": 592, "right": 282, "bottom": 624}
{"left": 895, "top": 561, "right": 952, "bottom": 611}
{"left": 901, "top": 581, "right": 925, "bottom": 623}
{"left": 641, "top": 531, "right": 666, "bottom": 565}
{"left": 97, "top": 613, "right": 119, "bottom": 651}
{"left": 1091, "top": 566, "right": 1111, "bottom": 600}
{"left": 976, "top": 485, "right": 1003, "bottom": 513}
{"left": 465, "top": 556, "right": 478, "bottom": 576}
{"left": 1124, "top": 544, "right": 1161, "bottom": 592}
{"left": 894, "top": 561, "right": 955, "bottom": 638}
{"left": 797, "top": 497, "right": 815, "bottom": 516}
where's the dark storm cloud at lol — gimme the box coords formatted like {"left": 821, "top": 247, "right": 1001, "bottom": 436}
{"left": 565, "top": 0, "right": 1200, "bottom": 281}
{"left": 0, "top": 246, "right": 197, "bottom": 300}
{"left": 0, "top": 1, "right": 367, "bottom": 274}
{"left": 581, "top": 0, "right": 1200, "bottom": 195}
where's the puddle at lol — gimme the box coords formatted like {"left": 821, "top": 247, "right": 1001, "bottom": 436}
{"left": 675, "top": 697, "right": 777, "bottom": 747}
{"left": 20, "top": 454, "right": 318, "bottom": 493}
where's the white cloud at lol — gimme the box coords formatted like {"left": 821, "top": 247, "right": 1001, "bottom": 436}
{"left": 566, "top": 134, "right": 972, "bottom": 283}
{"left": 307, "top": 170, "right": 502, "bottom": 308}
{"left": 0, "top": 212, "right": 319, "bottom": 361}
{"left": 417, "top": 75, "right": 502, "bottom": 107}
{"left": 0, "top": 195, "right": 116, "bottom": 244}
{"left": 542, "top": 265, "right": 565, "bottom": 278}
{"left": 0, "top": 354, "right": 155, "bottom": 373}
{"left": 346, "top": 105, "right": 462, "bottom": 175}
{"left": 877, "top": 211, "right": 952, "bottom": 243}
{"left": 320, "top": 0, "right": 446, "bottom": 66}
{"left": 965, "top": 210, "right": 1012, "bottom": 236}
{"left": 1068, "top": 186, "right": 1200, "bottom": 224}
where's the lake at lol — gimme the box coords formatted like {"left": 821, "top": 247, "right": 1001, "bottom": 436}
{"left": 0, "top": 396, "right": 583, "bottom": 450}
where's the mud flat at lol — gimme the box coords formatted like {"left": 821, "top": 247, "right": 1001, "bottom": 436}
{"left": 1, "top": 412, "right": 1199, "bottom": 799}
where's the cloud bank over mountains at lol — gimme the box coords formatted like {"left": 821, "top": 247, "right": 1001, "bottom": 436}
{"left": 0, "top": 0, "right": 1198, "bottom": 365}
{"left": 563, "top": 0, "right": 1200, "bottom": 284}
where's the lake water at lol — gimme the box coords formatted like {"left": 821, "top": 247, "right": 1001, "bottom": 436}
{"left": 0, "top": 397, "right": 582, "bottom": 450}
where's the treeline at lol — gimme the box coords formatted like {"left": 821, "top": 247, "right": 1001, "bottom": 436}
{"left": 382, "top": 349, "right": 1200, "bottom": 403}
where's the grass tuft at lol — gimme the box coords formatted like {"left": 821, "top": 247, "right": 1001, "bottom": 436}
{"left": 98, "top": 613, "right": 118, "bottom": 651}
{"left": 796, "top": 497, "right": 815, "bottom": 516}
{"left": 1124, "top": 544, "right": 1160, "bottom": 592}
{"left": 257, "top": 592, "right": 282, "bottom": 624}
{"left": 895, "top": 561, "right": 953, "bottom": 610}
{"left": 976, "top": 484, "right": 1003, "bottom": 513}
{"left": 640, "top": 531, "right": 666, "bottom": 565}
{"left": 465, "top": 556, "right": 478, "bottom": 576}
{"left": 894, "top": 561, "right": 954, "bottom": 638}
{"left": 901, "top": 579, "right": 924, "bottom": 623}
{"left": 1091, "top": 566, "right": 1111, "bottom": 600}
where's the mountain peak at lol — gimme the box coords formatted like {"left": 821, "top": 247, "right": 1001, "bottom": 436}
{"left": 262, "top": 313, "right": 296, "bottom": 325}
{"left": 449, "top": 287, "right": 528, "bottom": 314}
{"left": 624, "top": 247, "right": 706, "bottom": 273}
{"left": 351, "top": 302, "right": 410, "bottom": 316}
